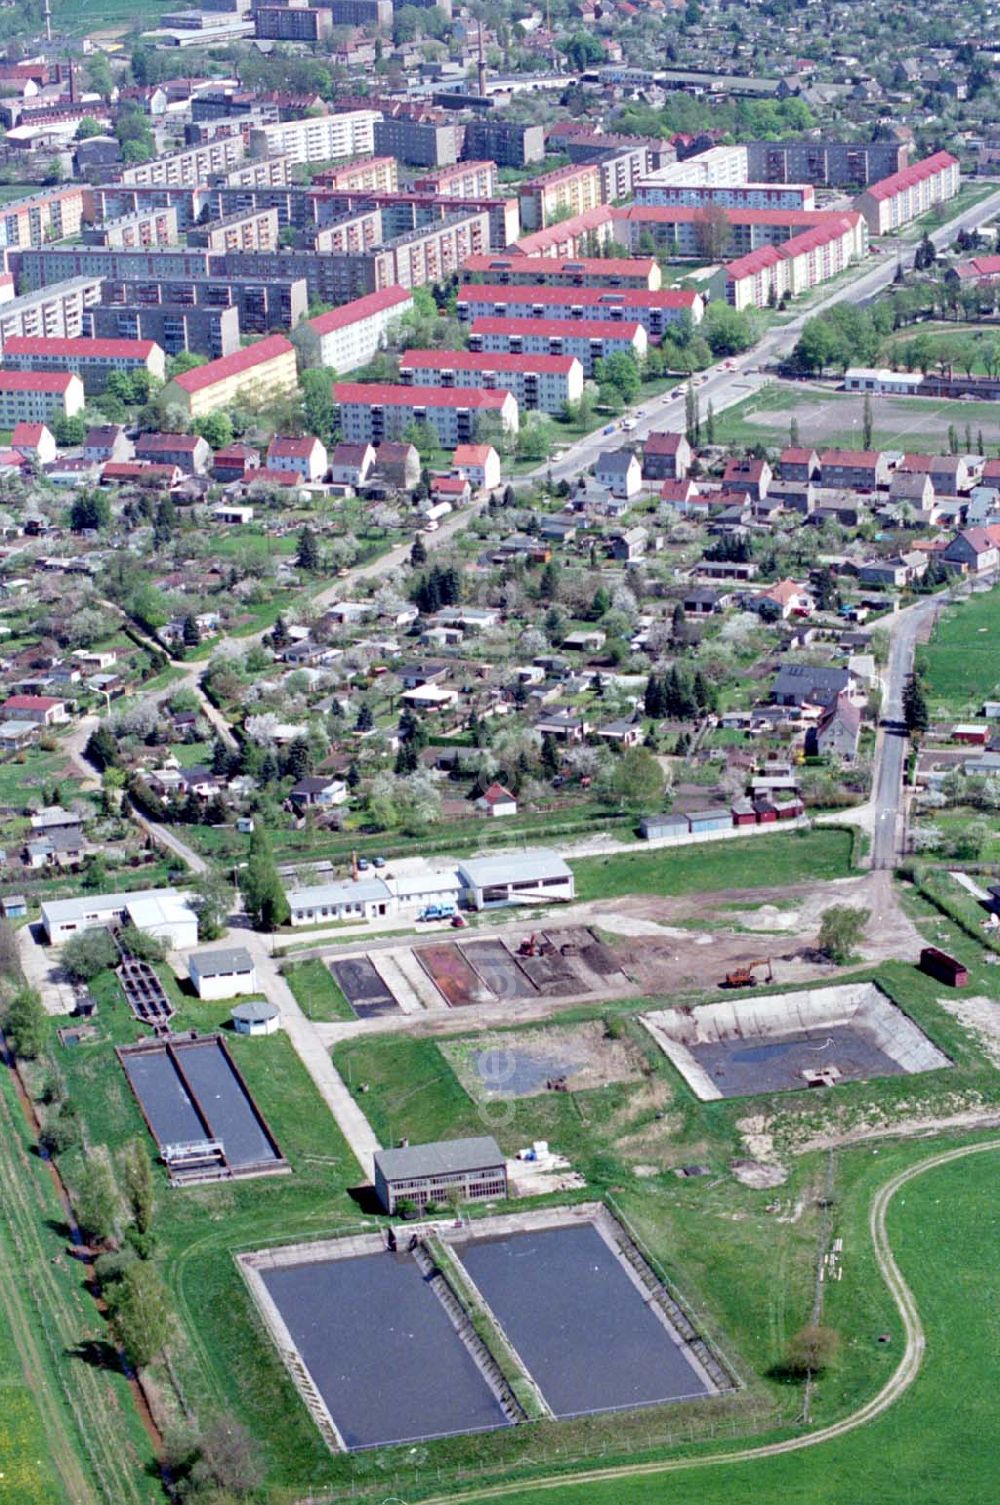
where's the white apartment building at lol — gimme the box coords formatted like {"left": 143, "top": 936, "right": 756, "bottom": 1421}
{"left": 334, "top": 381, "right": 519, "bottom": 447}
{"left": 249, "top": 111, "right": 381, "bottom": 166}
{"left": 468, "top": 315, "right": 647, "bottom": 378}
{"left": 854, "top": 151, "right": 960, "bottom": 235}
{"left": 398, "top": 348, "right": 584, "bottom": 414}
{"left": 634, "top": 180, "right": 814, "bottom": 210}
{"left": 293, "top": 286, "right": 414, "bottom": 372}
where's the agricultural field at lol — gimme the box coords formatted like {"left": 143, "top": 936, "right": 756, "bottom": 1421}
{"left": 918, "top": 584, "right": 1000, "bottom": 717}
{"left": 711, "top": 382, "right": 1000, "bottom": 453}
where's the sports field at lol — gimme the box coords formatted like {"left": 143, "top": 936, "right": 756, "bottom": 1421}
{"left": 712, "top": 382, "right": 1000, "bottom": 453}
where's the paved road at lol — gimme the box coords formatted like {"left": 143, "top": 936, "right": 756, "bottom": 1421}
{"left": 418, "top": 1139, "right": 1000, "bottom": 1505}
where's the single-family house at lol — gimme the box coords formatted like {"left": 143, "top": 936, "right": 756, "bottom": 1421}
{"left": 84, "top": 424, "right": 131, "bottom": 464}
{"left": 722, "top": 455, "right": 771, "bottom": 501}
{"left": 452, "top": 443, "right": 501, "bottom": 491}
{"left": 889, "top": 471, "right": 934, "bottom": 510}
{"left": 779, "top": 446, "right": 820, "bottom": 482}
{"left": 771, "top": 664, "right": 850, "bottom": 707}
{"left": 609, "top": 526, "right": 647, "bottom": 562}
{"left": 12, "top": 422, "right": 56, "bottom": 465}
{"left": 476, "top": 781, "right": 518, "bottom": 817}
{"left": 818, "top": 449, "right": 889, "bottom": 491}
{"left": 329, "top": 441, "right": 375, "bottom": 489}
{"left": 762, "top": 578, "right": 814, "bottom": 619}
{"left": 212, "top": 442, "right": 260, "bottom": 482}
{"left": 0, "top": 694, "right": 67, "bottom": 725}
{"left": 805, "top": 693, "right": 861, "bottom": 761}
{"left": 595, "top": 449, "right": 642, "bottom": 499}
{"left": 290, "top": 775, "right": 348, "bottom": 807}
{"left": 942, "top": 527, "right": 1000, "bottom": 575}
{"left": 642, "top": 430, "right": 691, "bottom": 481}
{"left": 371, "top": 441, "right": 421, "bottom": 491}
{"left": 134, "top": 432, "right": 211, "bottom": 475}
{"left": 266, "top": 434, "right": 328, "bottom": 482}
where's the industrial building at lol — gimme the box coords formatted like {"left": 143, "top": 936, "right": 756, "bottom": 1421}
{"left": 41, "top": 887, "right": 198, "bottom": 949}
{"left": 456, "top": 850, "right": 575, "bottom": 909}
{"left": 374, "top": 1137, "right": 507, "bottom": 1215}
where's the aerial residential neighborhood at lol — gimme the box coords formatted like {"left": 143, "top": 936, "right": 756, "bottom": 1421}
{"left": 0, "top": 0, "right": 997, "bottom": 1503}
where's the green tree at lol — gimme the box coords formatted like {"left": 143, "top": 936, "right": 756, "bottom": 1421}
{"left": 4, "top": 986, "right": 47, "bottom": 1059}
{"left": 181, "top": 614, "right": 200, "bottom": 648}
{"left": 194, "top": 412, "right": 233, "bottom": 450}
{"left": 594, "top": 351, "right": 641, "bottom": 404}
{"left": 85, "top": 723, "right": 120, "bottom": 772}
{"left": 817, "top": 905, "right": 869, "bottom": 965}
{"left": 75, "top": 1149, "right": 121, "bottom": 1244}
{"left": 54, "top": 414, "right": 86, "bottom": 446}
{"left": 296, "top": 526, "right": 319, "bottom": 571}
{"left": 107, "top": 1260, "right": 172, "bottom": 1368}
{"left": 76, "top": 115, "right": 104, "bottom": 139}
{"left": 70, "top": 492, "right": 111, "bottom": 531}
{"left": 240, "top": 827, "right": 290, "bottom": 930}
{"left": 410, "top": 533, "right": 427, "bottom": 566}
{"left": 61, "top": 929, "right": 119, "bottom": 983}
{"left": 784, "top": 1324, "right": 840, "bottom": 1377}
{"left": 119, "top": 1138, "right": 155, "bottom": 1235}
{"left": 902, "top": 673, "right": 929, "bottom": 736}
{"left": 189, "top": 873, "right": 230, "bottom": 942}
{"left": 861, "top": 392, "right": 873, "bottom": 451}
{"left": 610, "top": 746, "right": 664, "bottom": 808}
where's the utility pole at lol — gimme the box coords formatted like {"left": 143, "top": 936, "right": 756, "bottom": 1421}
{"left": 44, "top": 0, "right": 53, "bottom": 44}
{"left": 477, "top": 16, "right": 487, "bottom": 100}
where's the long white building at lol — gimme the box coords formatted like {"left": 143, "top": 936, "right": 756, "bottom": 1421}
{"left": 854, "top": 151, "right": 960, "bottom": 235}
{"left": 398, "top": 347, "right": 584, "bottom": 413}
{"left": 293, "top": 287, "right": 414, "bottom": 372}
{"left": 249, "top": 111, "right": 380, "bottom": 166}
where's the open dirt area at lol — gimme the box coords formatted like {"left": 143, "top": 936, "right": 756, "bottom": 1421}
{"left": 441, "top": 1019, "right": 643, "bottom": 1102}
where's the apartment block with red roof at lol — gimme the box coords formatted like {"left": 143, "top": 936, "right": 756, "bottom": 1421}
{"left": 461, "top": 253, "right": 661, "bottom": 291}
{"left": 334, "top": 382, "right": 519, "bottom": 448}
{"left": 0, "top": 370, "right": 83, "bottom": 425}
{"left": 518, "top": 162, "right": 602, "bottom": 232}
{"left": 163, "top": 334, "right": 297, "bottom": 418}
{"left": 854, "top": 151, "right": 960, "bottom": 236}
{"left": 294, "top": 287, "right": 414, "bottom": 373}
{"left": 457, "top": 283, "right": 703, "bottom": 338}
{"left": 398, "top": 348, "right": 583, "bottom": 414}
{"left": 613, "top": 204, "right": 837, "bottom": 258}
{"left": 723, "top": 213, "right": 867, "bottom": 310}
{"left": 2, "top": 335, "right": 165, "bottom": 394}
{"left": 468, "top": 315, "right": 647, "bottom": 378}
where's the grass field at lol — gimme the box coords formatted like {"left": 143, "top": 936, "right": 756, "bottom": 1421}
{"left": 492, "top": 1143, "right": 999, "bottom": 1505}
{"left": 570, "top": 828, "right": 853, "bottom": 903}
{"left": 283, "top": 957, "right": 355, "bottom": 1021}
{"left": 919, "top": 585, "right": 1000, "bottom": 716}
{"left": 712, "top": 381, "right": 1000, "bottom": 453}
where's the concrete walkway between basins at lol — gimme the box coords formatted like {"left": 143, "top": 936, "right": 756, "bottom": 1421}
{"left": 240, "top": 931, "right": 382, "bottom": 1180}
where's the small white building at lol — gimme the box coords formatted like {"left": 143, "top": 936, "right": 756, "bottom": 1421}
{"left": 231, "top": 999, "right": 280, "bottom": 1036}
{"left": 595, "top": 449, "right": 642, "bottom": 499}
{"left": 843, "top": 367, "right": 923, "bottom": 396}
{"left": 41, "top": 887, "right": 198, "bottom": 948}
{"left": 188, "top": 946, "right": 257, "bottom": 1000}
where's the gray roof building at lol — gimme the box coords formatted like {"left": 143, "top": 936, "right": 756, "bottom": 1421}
{"left": 374, "top": 1135, "right": 507, "bottom": 1214}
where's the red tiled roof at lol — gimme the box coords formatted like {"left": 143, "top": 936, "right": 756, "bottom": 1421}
{"left": 3, "top": 335, "right": 157, "bottom": 360}
{"left": 452, "top": 444, "right": 494, "bottom": 465}
{"left": 307, "top": 287, "right": 413, "bottom": 336}
{"left": 400, "top": 348, "right": 578, "bottom": 375}
{"left": 955, "top": 254, "right": 1000, "bottom": 280}
{"left": 2, "top": 694, "right": 63, "bottom": 710}
{"left": 102, "top": 461, "right": 178, "bottom": 481}
{"left": 861, "top": 151, "right": 958, "bottom": 203}
{"left": 171, "top": 334, "right": 293, "bottom": 393}
{"left": 461, "top": 254, "right": 657, "bottom": 278}
{"left": 268, "top": 436, "right": 322, "bottom": 457}
{"left": 250, "top": 466, "right": 300, "bottom": 487}
{"left": 511, "top": 204, "right": 616, "bottom": 254}
{"left": 433, "top": 476, "right": 469, "bottom": 493}
{"left": 11, "top": 422, "right": 46, "bottom": 444}
{"left": 470, "top": 316, "right": 644, "bottom": 340}
{"left": 334, "top": 382, "right": 513, "bottom": 410}
{"left": 644, "top": 431, "right": 684, "bottom": 453}
{"left": 0, "top": 370, "right": 75, "bottom": 392}
{"left": 459, "top": 284, "right": 699, "bottom": 310}
{"left": 780, "top": 447, "right": 817, "bottom": 463}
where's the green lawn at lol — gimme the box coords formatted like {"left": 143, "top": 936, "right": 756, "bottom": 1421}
{"left": 919, "top": 585, "right": 1000, "bottom": 716}
{"left": 283, "top": 957, "right": 355, "bottom": 1021}
{"left": 570, "top": 828, "right": 853, "bottom": 903}
{"left": 490, "top": 1143, "right": 999, "bottom": 1505}
{"left": 0, "top": 751, "right": 80, "bottom": 808}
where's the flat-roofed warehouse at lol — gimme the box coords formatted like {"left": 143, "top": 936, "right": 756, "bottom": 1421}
{"left": 457, "top": 849, "right": 574, "bottom": 909}
{"left": 41, "top": 887, "right": 198, "bottom": 948}
{"left": 374, "top": 1136, "right": 507, "bottom": 1214}
{"left": 188, "top": 946, "right": 257, "bottom": 1000}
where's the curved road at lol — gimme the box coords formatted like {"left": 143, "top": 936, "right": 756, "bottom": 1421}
{"left": 417, "top": 1138, "right": 1000, "bottom": 1505}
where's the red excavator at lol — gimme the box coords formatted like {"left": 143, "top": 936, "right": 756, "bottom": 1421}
{"left": 721, "top": 958, "right": 773, "bottom": 989}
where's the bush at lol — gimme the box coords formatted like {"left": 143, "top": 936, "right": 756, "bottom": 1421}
{"left": 3, "top": 986, "right": 48, "bottom": 1058}
{"left": 784, "top": 1324, "right": 840, "bottom": 1377}
{"left": 817, "top": 904, "right": 869, "bottom": 965}
{"left": 61, "top": 929, "right": 119, "bottom": 983}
